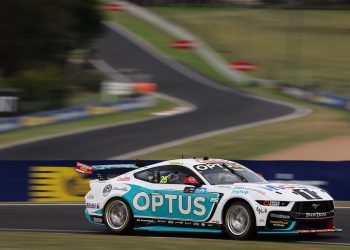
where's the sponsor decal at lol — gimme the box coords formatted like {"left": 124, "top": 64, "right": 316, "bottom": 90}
{"left": 196, "top": 159, "right": 228, "bottom": 164}
{"left": 86, "top": 203, "right": 100, "bottom": 209}
{"left": 103, "top": 184, "right": 112, "bottom": 197}
{"left": 256, "top": 207, "right": 267, "bottom": 214}
{"left": 210, "top": 197, "right": 220, "bottom": 203}
{"left": 195, "top": 188, "right": 207, "bottom": 194}
{"left": 270, "top": 213, "right": 290, "bottom": 220}
{"left": 233, "top": 186, "right": 266, "bottom": 195}
{"left": 132, "top": 192, "right": 207, "bottom": 216}
{"left": 194, "top": 163, "right": 229, "bottom": 172}
{"left": 226, "top": 162, "right": 244, "bottom": 171}
{"left": 168, "top": 161, "right": 184, "bottom": 166}
{"left": 269, "top": 220, "right": 289, "bottom": 227}
{"left": 117, "top": 176, "right": 131, "bottom": 182}
{"left": 183, "top": 187, "right": 195, "bottom": 193}
{"left": 269, "top": 201, "right": 281, "bottom": 206}
{"left": 75, "top": 162, "right": 93, "bottom": 174}
{"left": 306, "top": 212, "right": 327, "bottom": 218}
{"left": 160, "top": 176, "right": 168, "bottom": 184}
{"left": 312, "top": 203, "right": 320, "bottom": 209}
{"left": 92, "top": 217, "right": 103, "bottom": 223}
{"left": 86, "top": 194, "right": 94, "bottom": 200}
{"left": 112, "top": 187, "right": 129, "bottom": 192}
{"left": 260, "top": 184, "right": 307, "bottom": 191}
{"left": 232, "top": 189, "right": 249, "bottom": 195}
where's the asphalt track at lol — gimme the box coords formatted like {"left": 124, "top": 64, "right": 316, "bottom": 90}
{"left": 0, "top": 205, "right": 348, "bottom": 246}
{"left": 0, "top": 24, "right": 297, "bottom": 159}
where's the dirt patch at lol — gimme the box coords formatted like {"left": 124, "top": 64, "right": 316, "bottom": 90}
{"left": 255, "top": 135, "right": 350, "bottom": 160}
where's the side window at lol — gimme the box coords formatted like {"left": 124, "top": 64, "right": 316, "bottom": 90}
{"left": 134, "top": 169, "right": 157, "bottom": 183}
{"left": 134, "top": 166, "right": 201, "bottom": 184}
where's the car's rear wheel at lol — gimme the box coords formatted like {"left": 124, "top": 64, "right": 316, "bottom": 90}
{"left": 225, "top": 201, "right": 256, "bottom": 240}
{"left": 104, "top": 198, "right": 133, "bottom": 234}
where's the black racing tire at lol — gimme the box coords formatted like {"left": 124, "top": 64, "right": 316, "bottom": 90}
{"left": 103, "top": 198, "right": 134, "bottom": 234}
{"left": 224, "top": 201, "right": 256, "bottom": 240}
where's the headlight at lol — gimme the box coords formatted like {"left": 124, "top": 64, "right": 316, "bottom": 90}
{"left": 256, "top": 200, "right": 289, "bottom": 206}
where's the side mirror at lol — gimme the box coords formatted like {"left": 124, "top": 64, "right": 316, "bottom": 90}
{"left": 183, "top": 176, "right": 200, "bottom": 187}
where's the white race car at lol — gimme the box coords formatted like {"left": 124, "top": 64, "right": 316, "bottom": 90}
{"left": 76, "top": 158, "right": 341, "bottom": 239}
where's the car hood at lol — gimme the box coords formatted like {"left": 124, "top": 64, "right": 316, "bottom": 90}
{"left": 216, "top": 182, "right": 333, "bottom": 201}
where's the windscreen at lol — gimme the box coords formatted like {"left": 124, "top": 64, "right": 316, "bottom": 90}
{"left": 193, "top": 162, "right": 266, "bottom": 185}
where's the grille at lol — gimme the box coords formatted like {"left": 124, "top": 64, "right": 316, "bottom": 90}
{"left": 292, "top": 201, "right": 334, "bottom": 213}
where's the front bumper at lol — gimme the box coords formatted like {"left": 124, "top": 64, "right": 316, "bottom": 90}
{"left": 257, "top": 209, "right": 342, "bottom": 234}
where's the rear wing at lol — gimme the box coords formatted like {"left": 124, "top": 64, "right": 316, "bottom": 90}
{"left": 75, "top": 162, "right": 139, "bottom": 180}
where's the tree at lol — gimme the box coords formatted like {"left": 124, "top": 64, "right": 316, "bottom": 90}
{"left": 0, "top": 0, "right": 103, "bottom": 76}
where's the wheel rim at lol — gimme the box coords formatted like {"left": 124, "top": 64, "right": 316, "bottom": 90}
{"left": 226, "top": 205, "right": 250, "bottom": 236}
{"left": 106, "top": 200, "right": 129, "bottom": 230}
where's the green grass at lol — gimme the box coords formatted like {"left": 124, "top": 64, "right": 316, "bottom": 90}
{"left": 0, "top": 232, "right": 348, "bottom": 250}
{"left": 151, "top": 6, "right": 350, "bottom": 95}
{"left": 107, "top": 11, "right": 233, "bottom": 85}
{"left": 107, "top": 8, "right": 350, "bottom": 160}
{"left": 0, "top": 97, "right": 177, "bottom": 145}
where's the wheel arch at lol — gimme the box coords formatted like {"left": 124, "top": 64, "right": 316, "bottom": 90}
{"left": 221, "top": 197, "right": 257, "bottom": 226}
{"left": 103, "top": 195, "right": 130, "bottom": 212}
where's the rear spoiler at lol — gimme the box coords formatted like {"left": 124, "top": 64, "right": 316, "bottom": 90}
{"left": 75, "top": 162, "right": 139, "bottom": 180}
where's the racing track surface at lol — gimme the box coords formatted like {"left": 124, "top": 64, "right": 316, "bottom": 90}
{"left": 0, "top": 205, "right": 348, "bottom": 246}
{"left": 0, "top": 24, "right": 297, "bottom": 159}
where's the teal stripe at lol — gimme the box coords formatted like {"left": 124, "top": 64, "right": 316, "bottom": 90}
{"left": 134, "top": 226, "right": 222, "bottom": 233}
{"left": 93, "top": 208, "right": 104, "bottom": 215}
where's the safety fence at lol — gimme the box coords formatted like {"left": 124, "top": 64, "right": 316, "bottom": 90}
{"left": 1, "top": 160, "right": 348, "bottom": 202}
{"left": 0, "top": 96, "right": 154, "bottom": 133}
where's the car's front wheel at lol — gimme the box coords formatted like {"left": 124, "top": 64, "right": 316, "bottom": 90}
{"left": 104, "top": 198, "right": 133, "bottom": 234}
{"left": 224, "top": 201, "right": 256, "bottom": 240}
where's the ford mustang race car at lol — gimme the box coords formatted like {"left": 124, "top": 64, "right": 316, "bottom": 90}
{"left": 76, "top": 158, "right": 341, "bottom": 239}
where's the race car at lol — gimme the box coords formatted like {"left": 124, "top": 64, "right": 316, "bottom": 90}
{"left": 76, "top": 158, "right": 341, "bottom": 239}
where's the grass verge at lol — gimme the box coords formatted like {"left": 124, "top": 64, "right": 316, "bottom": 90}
{"left": 0, "top": 232, "right": 348, "bottom": 250}
{"left": 151, "top": 6, "right": 350, "bottom": 96}
{"left": 108, "top": 9, "right": 350, "bottom": 159}
{"left": 0, "top": 97, "right": 178, "bottom": 145}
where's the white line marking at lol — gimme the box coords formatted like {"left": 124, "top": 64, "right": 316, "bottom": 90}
{"left": 298, "top": 241, "right": 350, "bottom": 246}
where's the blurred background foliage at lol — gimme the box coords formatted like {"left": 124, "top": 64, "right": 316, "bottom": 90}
{"left": 0, "top": 0, "right": 103, "bottom": 113}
